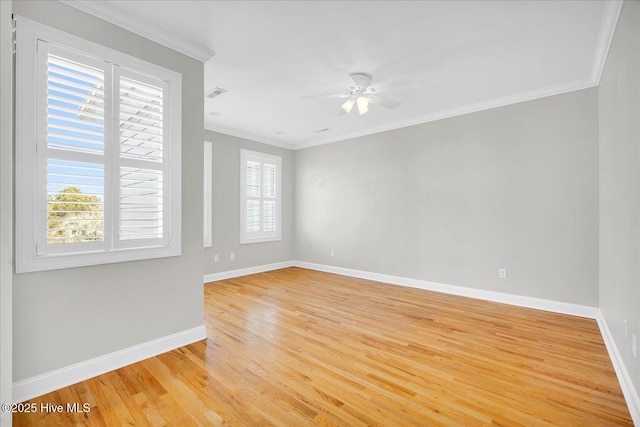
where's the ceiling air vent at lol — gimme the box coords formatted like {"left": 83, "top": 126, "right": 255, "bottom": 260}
{"left": 314, "top": 128, "right": 330, "bottom": 133}
{"left": 205, "top": 87, "right": 227, "bottom": 99}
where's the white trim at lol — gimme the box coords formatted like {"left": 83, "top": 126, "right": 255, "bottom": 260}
{"left": 206, "top": 80, "right": 600, "bottom": 152}
{"left": 12, "top": 325, "right": 206, "bottom": 403}
{"left": 240, "top": 149, "right": 282, "bottom": 244}
{"left": 204, "top": 122, "right": 296, "bottom": 150}
{"left": 294, "top": 78, "right": 598, "bottom": 150}
{"left": 59, "top": 0, "right": 214, "bottom": 62}
{"left": 204, "top": 260, "right": 598, "bottom": 318}
{"left": 293, "top": 261, "right": 599, "bottom": 319}
{"left": 15, "top": 16, "right": 182, "bottom": 273}
{"left": 596, "top": 312, "right": 640, "bottom": 425}
{"left": 204, "top": 261, "right": 639, "bottom": 420}
{"left": 203, "top": 141, "right": 213, "bottom": 248}
{"left": 0, "top": 2, "right": 13, "bottom": 425}
{"left": 204, "top": 261, "right": 295, "bottom": 283}
{"left": 206, "top": 80, "right": 602, "bottom": 152}
{"left": 590, "top": 0, "right": 624, "bottom": 84}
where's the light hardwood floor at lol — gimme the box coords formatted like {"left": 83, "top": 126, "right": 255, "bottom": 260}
{"left": 14, "top": 267, "right": 632, "bottom": 426}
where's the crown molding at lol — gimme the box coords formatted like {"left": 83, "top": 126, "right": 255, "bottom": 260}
{"left": 591, "top": 0, "right": 623, "bottom": 84}
{"left": 207, "top": 78, "right": 597, "bottom": 151}
{"left": 204, "top": 122, "right": 297, "bottom": 150}
{"left": 59, "top": 0, "right": 215, "bottom": 62}
{"left": 294, "top": 78, "right": 597, "bottom": 150}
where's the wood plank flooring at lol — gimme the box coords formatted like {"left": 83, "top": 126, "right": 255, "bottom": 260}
{"left": 14, "top": 267, "right": 632, "bottom": 426}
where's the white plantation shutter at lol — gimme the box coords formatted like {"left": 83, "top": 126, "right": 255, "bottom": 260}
{"left": 246, "top": 200, "right": 261, "bottom": 234}
{"left": 119, "top": 167, "right": 163, "bottom": 240}
{"left": 245, "top": 159, "right": 261, "bottom": 235}
{"left": 203, "top": 141, "right": 212, "bottom": 248}
{"left": 46, "top": 54, "right": 105, "bottom": 155}
{"left": 42, "top": 45, "right": 108, "bottom": 254}
{"left": 119, "top": 76, "right": 164, "bottom": 162}
{"left": 46, "top": 160, "right": 105, "bottom": 246}
{"left": 16, "top": 17, "right": 182, "bottom": 272}
{"left": 262, "top": 163, "right": 277, "bottom": 235}
{"left": 263, "top": 201, "right": 276, "bottom": 234}
{"left": 117, "top": 73, "right": 167, "bottom": 244}
{"left": 40, "top": 47, "right": 170, "bottom": 251}
{"left": 240, "top": 150, "right": 281, "bottom": 243}
{"left": 263, "top": 164, "right": 275, "bottom": 198}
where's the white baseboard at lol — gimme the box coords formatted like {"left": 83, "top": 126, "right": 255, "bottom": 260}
{"left": 18, "top": 260, "right": 638, "bottom": 419}
{"left": 207, "top": 259, "right": 635, "bottom": 423}
{"left": 13, "top": 325, "right": 207, "bottom": 403}
{"left": 596, "top": 312, "right": 640, "bottom": 425}
{"left": 293, "top": 261, "right": 599, "bottom": 319}
{"left": 203, "top": 261, "right": 295, "bottom": 283}
{"left": 294, "top": 261, "right": 640, "bottom": 421}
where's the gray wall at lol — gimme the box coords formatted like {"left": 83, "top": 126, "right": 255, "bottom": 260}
{"left": 1, "top": 0, "right": 13, "bottom": 422}
{"left": 599, "top": 0, "right": 640, "bottom": 393}
{"left": 203, "top": 130, "right": 294, "bottom": 275}
{"left": 7, "top": 0, "right": 630, "bottom": 403}
{"left": 12, "top": 1, "right": 204, "bottom": 381}
{"left": 295, "top": 89, "right": 599, "bottom": 306}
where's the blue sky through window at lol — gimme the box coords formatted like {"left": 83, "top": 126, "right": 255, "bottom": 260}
{"left": 46, "top": 55, "right": 105, "bottom": 197}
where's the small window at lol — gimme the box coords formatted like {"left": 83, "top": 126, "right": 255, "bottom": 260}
{"left": 15, "top": 17, "right": 182, "bottom": 272}
{"left": 203, "top": 141, "right": 212, "bottom": 248}
{"left": 240, "top": 149, "right": 281, "bottom": 244}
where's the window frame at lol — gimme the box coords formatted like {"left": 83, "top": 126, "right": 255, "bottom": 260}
{"left": 15, "top": 16, "right": 182, "bottom": 273}
{"left": 240, "top": 149, "right": 282, "bottom": 244}
{"left": 203, "top": 141, "right": 212, "bottom": 248}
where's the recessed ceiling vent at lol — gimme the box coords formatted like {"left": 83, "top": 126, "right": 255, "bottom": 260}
{"left": 314, "top": 128, "right": 330, "bottom": 133}
{"left": 205, "top": 87, "right": 227, "bottom": 99}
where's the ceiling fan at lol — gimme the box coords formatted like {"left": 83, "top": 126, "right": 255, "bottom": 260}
{"left": 303, "top": 71, "right": 402, "bottom": 115}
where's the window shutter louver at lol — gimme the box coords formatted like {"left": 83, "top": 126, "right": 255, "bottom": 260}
{"left": 246, "top": 200, "right": 261, "bottom": 234}
{"left": 119, "top": 167, "right": 163, "bottom": 240}
{"left": 262, "top": 201, "right": 276, "bottom": 233}
{"left": 240, "top": 150, "right": 281, "bottom": 243}
{"left": 16, "top": 16, "right": 182, "bottom": 272}
{"left": 118, "top": 75, "right": 166, "bottom": 242}
{"left": 46, "top": 160, "right": 105, "bottom": 245}
{"left": 246, "top": 161, "right": 261, "bottom": 197}
{"left": 45, "top": 50, "right": 106, "bottom": 247}
{"left": 245, "top": 159, "right": 261, "bottom": 234}
{"left": 119, "top": 76, "right": 163, "bottom": 162}
{"left": 262, "top": 163, "right": 277, "bottom": 234}
{"left": 263, "top": 163, "right": 275, "bottom": 198}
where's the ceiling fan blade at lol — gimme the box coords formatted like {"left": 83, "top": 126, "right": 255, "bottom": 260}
{"left": 342, "top": 69, "right": 357, "bottom": 88}
{"left": 301, "top": 93, "right": 349, "bottom": 100}
{"left": 370, "top": 95, "right": 402, "bottom": 110}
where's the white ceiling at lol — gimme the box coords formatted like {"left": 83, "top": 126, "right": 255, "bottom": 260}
{"left": 64, "top": 0, "right": 622, "bottom": 149}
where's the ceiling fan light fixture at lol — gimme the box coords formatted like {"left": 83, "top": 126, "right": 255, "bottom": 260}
{"left": 341, "top": 99, "right": 355, "bottom": 113}
{"left": 357, "top": 96, "right": 369, "bottom": 115}
{"left": 303, "top": 71, "right": 401, "bottom": 116}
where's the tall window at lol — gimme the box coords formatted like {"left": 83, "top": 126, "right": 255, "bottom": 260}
{"left": 203, "top": 141, "right": 213, "bottom": 248}
{"left": 15, "top": 17, "right": 182, "bottom": 272}
{"left": 240, "top": 149, "right": 282, "bottom": 244}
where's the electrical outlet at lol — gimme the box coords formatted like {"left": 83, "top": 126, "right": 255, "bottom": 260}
{"left": 214, "top": 254, "right": 219, "bottom": 262}
{"left": 633, "top": 334, "right": 637, "bottom": 358}
{"left": 230, "top": 252, "right": 235, "bottom": 261}
{"left": 498, "top": 268, "right": 507, "bottom": 279}
{"left": 330, "top": 249, "right": 335, "bottom": 257}
{"left": 624, "top": 319, "right": 628, "bottom": 341}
